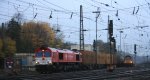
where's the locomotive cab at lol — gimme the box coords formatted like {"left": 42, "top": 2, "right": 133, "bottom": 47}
{"left": 35, "top": 49, "right": 52, "bottom": 65}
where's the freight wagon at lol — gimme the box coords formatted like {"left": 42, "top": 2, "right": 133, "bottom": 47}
{"left": 80, "top": 51, "right": 117, "bottom": 70}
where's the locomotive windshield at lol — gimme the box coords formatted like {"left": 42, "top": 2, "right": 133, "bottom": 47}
{"left": 36, "top": 52, "right": 43, "bottom": 57}
{"left": 44, "top": 51, "right": 51, "bottom": 57}
{"left": 35, "top": 51, "right": 51, "bottom": 57}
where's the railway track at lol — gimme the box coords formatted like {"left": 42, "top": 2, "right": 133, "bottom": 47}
{"left": 1, "top": 67, "right": 150, "bottom": 80}
{"left": 62, "top": 68, "right": 150, "bottom": 80}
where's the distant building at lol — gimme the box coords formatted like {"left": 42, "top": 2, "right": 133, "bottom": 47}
{"left": 14, "top": 53, "right": 35, "bottom": 71}
{"left": 15, "top": 53, "right": 35, "bottom": 66}
{"left": 71, "top": 44, "right": 93, "bottom": 51}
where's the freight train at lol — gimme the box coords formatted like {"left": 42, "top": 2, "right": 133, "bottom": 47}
{"left": 34, "top": 46, "right": 117, "bottom": 73}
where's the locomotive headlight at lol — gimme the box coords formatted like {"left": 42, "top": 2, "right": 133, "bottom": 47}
{"left": 47, "top": 61, "right": 51, "bottom": 64}
{"left": 36, "top": 61, "right": 39, "bottom": 64}
{"left": 47, "top": 61, "right": 52, "bottom": 64}
{"left": 129, "top": 61, "right": 133, "bottom": 63}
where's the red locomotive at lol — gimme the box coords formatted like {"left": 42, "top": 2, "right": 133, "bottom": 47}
{"left": 34, "top": 46, "right": 82, "bottom": 73}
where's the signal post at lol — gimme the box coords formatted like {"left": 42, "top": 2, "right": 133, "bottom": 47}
{"left": 107, "top": 20, "right": 116, "bottom": 72}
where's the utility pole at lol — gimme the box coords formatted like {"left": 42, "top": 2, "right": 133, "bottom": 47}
{"left": 119, "top": 30, "right": 123, "bottom": 55}
{"left": 1, "top": 23, "right": 5, "bottom": 57}
{"left": 109, "top": 20, "right": 113, "bottom": 64}
{"left": 107, "top": 15, "right": 109, "bottom": 43}
{"left": 80, "top": 5, "right": 84, "bottom": 51}
{"left": 147, "top": 55, "right": 148, "bottom": 65}
{"left": 134, "top": 44, "right": 137, "bottom": 66}
{"left": 93, "top": 7, "right": 100, "bottom": 64}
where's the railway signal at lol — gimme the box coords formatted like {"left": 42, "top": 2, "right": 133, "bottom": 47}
{"left": 134, "top": 44, "right": 137, "bottom": 54}
{"left": 109, "top": 20, "right": 113, "bottom": 37}
{"left": 93, "top": 40, "right": 96, "bottom": 51}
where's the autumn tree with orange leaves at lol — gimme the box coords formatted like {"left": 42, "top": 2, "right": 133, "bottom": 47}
{"left": 20, "top": 21, "right": 57, "bottom": 52}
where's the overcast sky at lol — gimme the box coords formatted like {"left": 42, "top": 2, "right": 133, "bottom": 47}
{"left": 0, "top": 0, "right": 150, "bottom": 55}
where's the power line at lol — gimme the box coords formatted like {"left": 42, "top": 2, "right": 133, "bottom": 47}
{"left": 2, "top": 0, "right": 150, "bottom": 19}
{"left": 1, "top": 0, "right": 150, "bottom": 30}
{"left": 43, "top": 0, "right": 72, "bottom": 13}
{"left": 134, "top": 0, "right": 150, "bottom": 15}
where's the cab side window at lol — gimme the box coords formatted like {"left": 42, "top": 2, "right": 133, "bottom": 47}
{"left": 76, "top": 54, "right": 80, "bottom": 61}
{"left": 59, "top": 53, "right": 63, "bottom": 60}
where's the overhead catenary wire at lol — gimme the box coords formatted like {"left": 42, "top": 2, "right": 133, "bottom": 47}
{"left": 2, "top": 0, "right": 149, "bottom": 15}
{"left": 0, "top": 1, "right": 80, "bottom": 24}
{"left": 1, "top": 0, "right": 149, "bottom": 31}
{"left": 43, "top": 0, "right": 73, "bottom": 13}
{"left": 134, "top": 0, "right": 150, "bottom": 15}
{"left": 81, "top": 0, "right": 150, "bottom": 29}
{"left": 1, "top": 1, "right": 150, "bottom": 32}
{"left": 2, "top": 0, "right": 150, "bottom": 29}
{"left": 2, "top": 0, "right": 150, "bottom": 20}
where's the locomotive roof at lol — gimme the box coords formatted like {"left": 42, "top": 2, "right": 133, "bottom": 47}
{"left": 48, "top": 47, "right": 80, "bottom": 54}
{"left": 125, "top": 55, "right": 132, "bottom": 57}
{"left": 48, "top": 47, "right": 58, "bottom": 52}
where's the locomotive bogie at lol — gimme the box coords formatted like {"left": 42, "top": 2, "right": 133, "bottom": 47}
{"left": 35, "top": 65, "right": 54, "bottom": 73}
{"left": 35, "top": 62, "right": 82, "bottom": 73}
